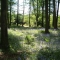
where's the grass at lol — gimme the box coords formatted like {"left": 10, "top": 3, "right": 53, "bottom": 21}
{"left": 37, "top": 47, "right": 60, "bottom": 60}
{"left": 0, "top": 27, "right": 60, "bottom": 60}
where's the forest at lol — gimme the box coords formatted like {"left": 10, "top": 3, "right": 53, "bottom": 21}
{"left": 0, "top": 0, "right": 60, "bottom": 60}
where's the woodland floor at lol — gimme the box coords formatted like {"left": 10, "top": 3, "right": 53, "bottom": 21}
{"left": 0, "top": 27, "right": 60, "bottom": 60}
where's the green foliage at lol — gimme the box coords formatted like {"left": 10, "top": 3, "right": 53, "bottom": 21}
{"left": 8, "top": 29, "right": 25, "bottom": 52}
{"left": 58, "top": 16, "right": 60, "bottom": 27}
{"left": 44, "top": 37, "right": 50, "bottom": 42}
{"left": 40, "top": 31, "right": 45, "bottom": 33}
{"left": 37, "top": 47, "right": 60, "bottom": 60}
{"left": 18, "top": 14, "right": 23, "bottom": 22}
{"left": 8, "top": 34, "right": 22, "bottom": 52}
{"left": 25, "top": 34, "right": 34, "bottom": 45}
{"left": 0, "top": 28, "right": 60, "bottom": 60}
{"left": 19, "top": 51, "right": 31, "bottom": 60}
{"left": 14, "top": 14, "right": 23, "bottom": 22}
{"left": 24, "top": 14, "right": 36, "bottom": 26}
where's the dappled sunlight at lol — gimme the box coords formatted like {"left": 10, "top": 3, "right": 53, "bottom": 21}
{"left": 0, "top": 27, "right": 60, "bottom": 60}
{"left": 0, "top": 0, "right": 60, "bottom": 59}
{"left": 50, "top": 29, "right": 60, "bottom": 36}
{"left": 7, "top": 28, "right": 60, "bottom": 60}
{"left": 8, "top": 29, "right": 24, "bottom": 36}
{"left": 8, "top": 28, "right": 60, "bottom": 50}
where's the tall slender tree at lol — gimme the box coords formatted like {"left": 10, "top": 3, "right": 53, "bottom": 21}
{"left": 29, "top": 0, "right": 31, "bottom": 27}
{"left": 22, "top": 0, "right": 25, "bottom": 27}
{"left": 48, "top": 0, "right": 51, "bottom": 28}
{"left": 17, "top": 0, "right": 19, "bottom": 26}
{"left": 1, "top": 0, "right": 10, "bottom": 52}
{"left": 10, "top": 0, "right": 12, "bottom": 26}
{"left": 0, "top": 0, "right": 1, "bottom": 23}
{"left": 42, "top": 0, "right": 44, "bottom": 27}
{"left": 36, "top": 0, "right": 38, "bottom": 26}
{"left": 7, "top": 0, "right": 15, "bottom": 27}
{"left": 45, "top": 0, "right": 49, "bottom": 33}
{"left": 56, "top": 0, "right": 59, "bottom": 28}
{"left": 53, "top": 0, "right": 57, "bottom": 29}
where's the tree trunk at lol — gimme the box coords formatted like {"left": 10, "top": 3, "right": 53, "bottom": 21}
{"left": 42, "top": 0, "right": 44, "bottom": 27}
{"left": 36, "top": 0, "right": 38, "bottom": 27}
{"left": 1, "top": 0, "right": 10, "bottom": 52}
{"left": 45, "top": 0, "right": 49, "bottom": 33}
{"left": 7, "top": 12, "right": 10, "bottom": 28}
{"left": 0, "top": 0, "right": 1, "bottom": 27}
{"left": 29, "top": 0, "right": 31, "bottom": 27}
{"left": 17, "top": 0, "right": 19, "bottom": 26}
{"left": 56, "top": 0, "right": 59, "bottom": 28}
{"left": 22, "top": 0, "right": 24, "bottom": 27}
{"left": 10, "top": 0, "right": 12, "bottom": 26}
{"left": 48, "top": 0, "right": 50, "bottom": 29}
{"left": 53, "top": 0, "right": 57, "bottom": 29}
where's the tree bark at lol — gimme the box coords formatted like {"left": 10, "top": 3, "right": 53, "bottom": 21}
{"left": 42, "top": 0, "right": 44, "bottom": 27}
{"left": 53, "top": 0, "right": 57, "bottom": 29}
{"left": 1, "top": 0, "right": 10, "bottom": 52}
{"left": 36, "top": 0, "right": 38, "bottom": 27}
{"left": 17, "top": 0, "right": 19, "bottom": 26}
{"left": 45, "top": 0, "right": 49, "bottom": 33}
{"left": 48, "top": 0, "right": 50, "bottom": 29}
{"left": 29, "top": 0, "right": 31, "bottom": 27}
{"left": 10, "top": 0, "right": 12, "bottom": 26}
{"left": 56, "top": 0, "right": 59, "bottom": 29}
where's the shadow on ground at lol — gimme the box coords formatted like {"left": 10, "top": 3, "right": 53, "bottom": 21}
{"left": 37, "top": 47, "right": 60, "bottom": 60}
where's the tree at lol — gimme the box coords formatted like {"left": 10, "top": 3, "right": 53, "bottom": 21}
{"left": 48, "top": 0, "right": 51, "bottom": 28}
{"left": 53, "top": 0, "right": 57, "bottom": 29}
{"left": 36, "top": 0, "right": 38, "bottom": 26}
{"left": 22, "top": 0, "right": 25, "bottom": 27}
{"left": 31, "top": 0, "right": 41, "bottom": 27}
{"left": 8, "top": 0, "right": 15, "bottom": 26}
{"left": 16, "top": 0, "right": 19, "bottom": 26}
{"left": 10, "top": 0, "right": 12, "bottom": 26}
{"left": 1, "top": 0, "right": 10, "bottom": 52}
{"left": 41, "top": 0, "right": 44, "bottom": 27}
{"left": 52, "top": 0, "right": 59, "bottom": 29}
{"left": 0, "top": 0, "right": 1, "bottom": 23}
{"left": 56, "top": 0, "right": 59, "bottom": 29}
{"left": 45, "top": 0, "right": 49, "bottom": 33}
{"left": 29, "top": 0, "right": 31, "bottom": 27}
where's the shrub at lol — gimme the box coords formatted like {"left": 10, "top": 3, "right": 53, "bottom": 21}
{"left": 25, "top": 34, "right": 34, "bottom": 45}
